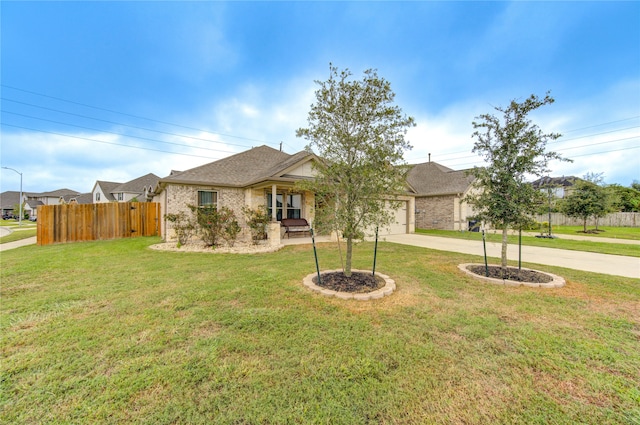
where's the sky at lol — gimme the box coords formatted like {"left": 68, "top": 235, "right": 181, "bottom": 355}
{"left": 1, "top": 1, "right": 639, "bottom": 194}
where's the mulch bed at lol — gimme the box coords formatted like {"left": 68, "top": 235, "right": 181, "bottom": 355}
{"left": 313, "top": 271, "right": 386, "bottom": 293}
{"left": 466, "top": 265, "right": 554, "bottom": 283}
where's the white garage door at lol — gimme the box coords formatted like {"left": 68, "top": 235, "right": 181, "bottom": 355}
{"left": 376, "top": 200, "right": 407, "bottom": 236}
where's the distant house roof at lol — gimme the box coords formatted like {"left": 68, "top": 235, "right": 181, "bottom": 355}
{"left": 73, "top": 193, "right": 94, "bottom": 204}
{"left": 0, "top": 191, "right": 22, "bottom": 210}
{"left": 531, "top": 176, "right": 581, "bottom": 189}
{"left": 25, "top": 199, "right": 44, "bottom": 209}
{"left": 61, "top": 193, "right": 93, "bottom": 204}
{"left": 406, "top": 162, "right": 475, "bottom": 196}
{"left": 160, "top": 145, "right": 314, "bottom": 188}
{"left": 94, "top": 181, "right": 120, "bottom": 201}
{"left": 38, "top": 188, "right": 81, "bottom": 198}
{"left": 113, "top": 173, "right": 160, "bottom": 194}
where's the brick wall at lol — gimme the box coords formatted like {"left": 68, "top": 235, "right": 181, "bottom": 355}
{"left": 163, "top": 184, "right": 250, "bottom": 242}
{"left": 415, "top": 195, "right": 455, "bottom": 230}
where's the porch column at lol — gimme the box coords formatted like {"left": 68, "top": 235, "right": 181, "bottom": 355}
{"left": 271, "top": 184, "right": 277, "bottom": 222}
{"left": 282, "top": 189, "right": 288, "bottom": 220}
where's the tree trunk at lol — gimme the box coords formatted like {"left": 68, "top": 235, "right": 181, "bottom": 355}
{"left": 345, "top": 236, "right": 353, "bottom": 277}
{"left": 583, "top": 218, "right": 587, "bottom": 232}
{"left": 501, "top": 226, "right": 508, "bottom": 269}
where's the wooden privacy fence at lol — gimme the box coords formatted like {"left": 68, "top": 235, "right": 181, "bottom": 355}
{"left": 533, "top": 212, "right": 640, "bottom": 227}
{"left": 37, "top": 202, "right": 161, "bottom": 246}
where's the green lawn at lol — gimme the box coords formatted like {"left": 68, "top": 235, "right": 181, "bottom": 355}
{"left": 0, "top": 228, "right": 37, "bottom": 244}
{"left": 549, "top": 225, "right": 640, "bottom": 241}
{"left": 416, "top": 228, "right": 640, "bottom": 258}
{"left": 0, "top": 219, "right": 37, "bottom": 228}
{"left": 1, "top": 237, "right": 638, "bottom": 424}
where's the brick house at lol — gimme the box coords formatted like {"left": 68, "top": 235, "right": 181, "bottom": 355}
{"left": 406, "top": 161, "right": 476, "bottom": 231}
{"left": 154, "top": 145, "right": 415, "bottom": 242}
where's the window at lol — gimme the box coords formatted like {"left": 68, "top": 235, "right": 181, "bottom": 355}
{"left": 198, "top": 190, "right": 218, "bottom": 208}
{"left": 95, "top": 193, "right": 100, "bottom": 201}
{"left": 117, "top": 193, "right": 124, "bottom": 201}
{"left": 267, "top": 193, "right": 301, "bottom": 220}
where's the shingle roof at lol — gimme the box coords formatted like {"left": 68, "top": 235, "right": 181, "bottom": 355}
{"left": 37, "top": 188, "right": 81, "bottom": 197}
{"left": 531, "top": 176, "right": 581, "bottom": 189}
{"left": 26, "top": 200, "right": 44, "bottom": 208}
{"left": 95, "top": 181, "right": 120, "bottom": 201}
{"left": 406, "top": 162, "right": 475, "bottom": 196}
{"left": 162, "top": 145, "right": 312, "bottom": 187}
{"left": 0, "top": 191, "right": 22, "bottom": 210}
{"left": 114, "top": 173, "right": 160, "bottom": 193}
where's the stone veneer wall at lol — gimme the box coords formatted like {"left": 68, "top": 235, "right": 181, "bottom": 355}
{"left": 160, "top": 184, "right": 318, "bottom": 242}
{"left": 163, "top": 184, "right": 249, "bottom": 242}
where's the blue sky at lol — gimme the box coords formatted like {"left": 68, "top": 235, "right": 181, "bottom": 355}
{"left": 1, "top": 1, "right": 639, "bottom": 193}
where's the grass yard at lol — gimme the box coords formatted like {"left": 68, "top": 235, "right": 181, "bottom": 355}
{"left": 549, "top": 225, "right": 640, "bottom": 241}
{"left": 1, "top": 237, "right": 639, "bottom": 424}
{"left": 0, "top": 219, "right": 37, "bottom": 228}
{"left": 0, "top": 228, "right": 37, "bottom": 244}
{"left": 416, "top": 228, "right": 640, "bottom": 258}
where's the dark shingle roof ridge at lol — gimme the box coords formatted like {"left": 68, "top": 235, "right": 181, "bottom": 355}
{"left": 531, "top": 175, "right": 581, "bottom": 188}
{"left": 406, "top": 161, "right": 475, "bottom": 196}
{"left": 114, "top": 173, "right": 161, "bottom": 192}
{"left": 161, "top": 145, "right": 293, "bottom": 186}
{"left": 409, "top": 161, "right": 454, "bottom": 173}
{"left": 263, "top": 150, "right": 313, "bottom": 178}
{"left": 38, "top": 188, "right": 81, "bottom": 197}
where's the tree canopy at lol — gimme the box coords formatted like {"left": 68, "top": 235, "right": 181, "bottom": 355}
{"left": 296, "top": 64, "right": 415, "bottom": 277}
{"left": 464, "top": 93, "right": 569, "bottom": 269}
{"left": 562, "top": 180, "right": 612, "bottom": 232}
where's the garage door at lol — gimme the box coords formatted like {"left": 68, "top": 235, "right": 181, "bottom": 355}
{"left": 375, "top": 200, "right": 407, "bottom": 236}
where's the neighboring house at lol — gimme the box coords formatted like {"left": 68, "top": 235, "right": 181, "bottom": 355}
{"left": 154, "top": 145, "right": 415, "bottom": 242}
{"left": 92, "top": 173, "right": 160, "bottom": 203}
{"left": 0, "top": 191, "right": 25, "bottom": 217}
{"left": 531, "top": 176, "right": 582, "bottom": 199}
{"left": 406, "top": 161, "right": 476, "bottom": 231}
{"left": 1, "top": 188, "right": 83, "bottom": 219}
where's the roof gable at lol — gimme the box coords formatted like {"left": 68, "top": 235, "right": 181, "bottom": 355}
{"left": 113, "top": 173, "right": 160, "bottom": 193}
{"left": 161, "top": 145, "right": 311, "bottom": 187}
{"left": 406, "top": 161, "right": 475, "bottom": 196}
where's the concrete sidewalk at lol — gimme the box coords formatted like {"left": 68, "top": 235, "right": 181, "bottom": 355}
{"left": 0, "top": 236, "right": 37, "bottom": 252}
{"left": 383, "top": 234, "right": 640, "bottom": 279}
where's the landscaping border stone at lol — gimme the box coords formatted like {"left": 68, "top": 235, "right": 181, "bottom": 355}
{"left": 458, "top": 263, "right": 565, "bottom": 288}
{"left": 302, "top": 269, "right": 396, "bottom": 300}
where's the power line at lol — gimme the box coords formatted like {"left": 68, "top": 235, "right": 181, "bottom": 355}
{"left": 555, "top": 136, "right": 639, "bottom": 152}
{"left": 440, "top": 144, "right": 640, "bottom": 169}
{"left": 560, "top": 115, "right": 640, "bottom": 134}
{"left": 568, "top": 144, "right": 640, "bottom": 158}
{"left": 1, "top": 98, "right": 268, "bottom": 149}
{"left": 1, "top": 123, "right": 221, "bottom": 160}
{"left": 407, "top": 117, "right": 640, "bottom": 160}
{"left": 1, "top": 85, "right": 279, "bottom": 146}
{"left": 2, "top": 111, "right": 239, "bottom": 154}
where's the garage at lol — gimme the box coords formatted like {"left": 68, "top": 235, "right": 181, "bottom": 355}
{"left": 369, "top": 200, "right": 409, "bottom": 236}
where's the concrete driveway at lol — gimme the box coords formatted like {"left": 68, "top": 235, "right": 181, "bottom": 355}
{"left": 382, "top": 234, "right": 640, "bottom": 279}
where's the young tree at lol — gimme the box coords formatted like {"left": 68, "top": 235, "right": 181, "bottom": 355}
{"left": 296, "top": 64, "right": 415, "bottom": 277}
{"left": 561, "top": 180, "right": 610, "bottom": 232}
{"left": 464, "top": 93, "right": 568, "bottom": 271}
{"left": 581, "top": 172, "right": 614, "bottom": 230}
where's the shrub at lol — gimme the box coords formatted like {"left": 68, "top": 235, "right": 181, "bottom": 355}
{"left": 220, "top": 208, "right": 241, "bottom": 247}
{"left": 242, "top": 206, "right": 270, "bottom": 245}
{"left": 164, "top": 212, "right": 195, "bottom": 247}
{"left": 189, "top": 205, "right": 241, "bottom": 248}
